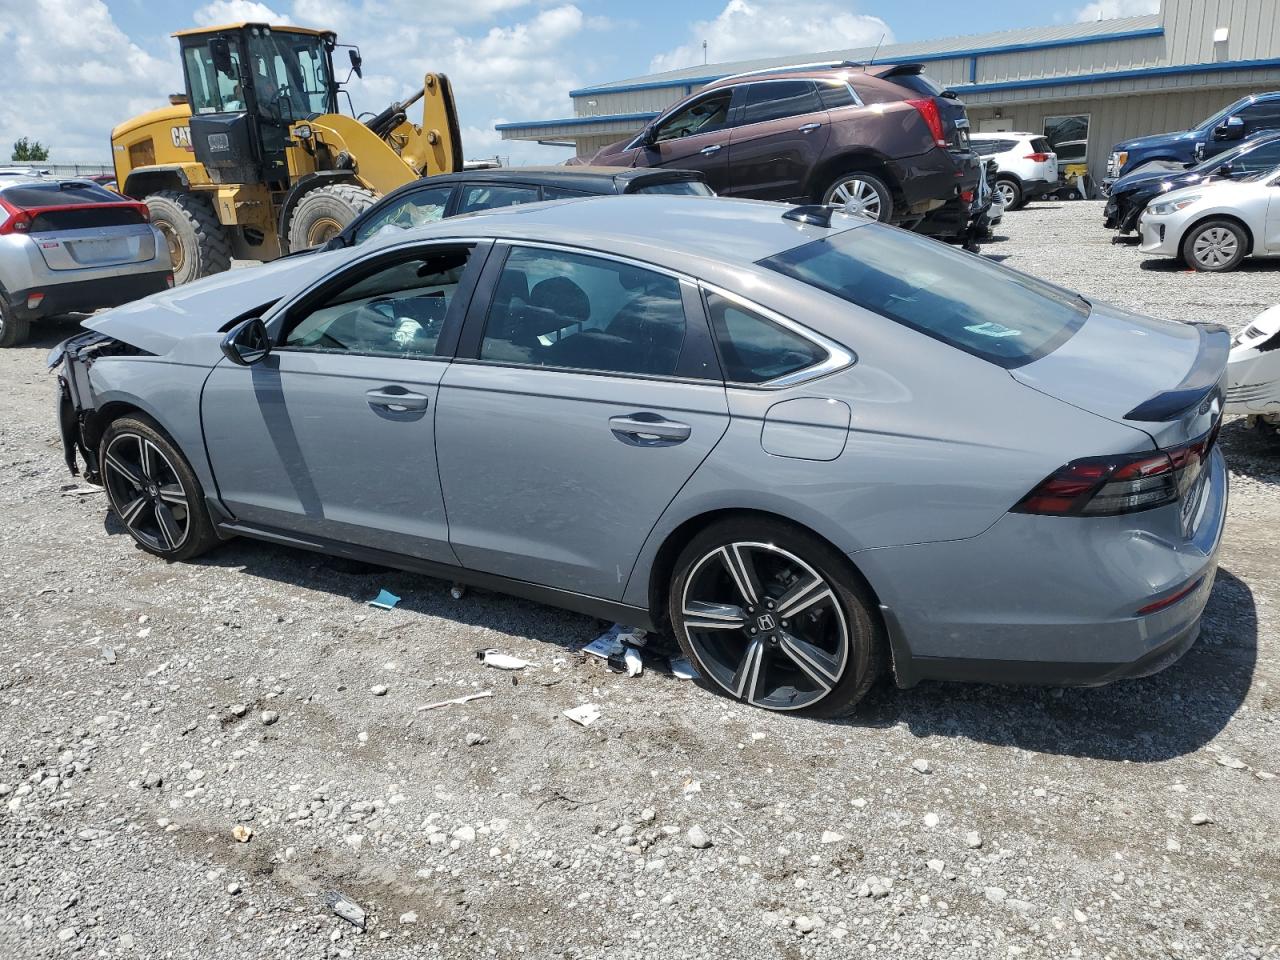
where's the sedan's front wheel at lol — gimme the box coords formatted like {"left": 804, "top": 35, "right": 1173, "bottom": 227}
{"left": 1181, "top": 218, "right": 1247, "bottom": 272}
{"left": 669, "top": 518, "right": 884, "bottom": 717}
{"left": 100, "top": 416, "right": 219, "bottom": 561}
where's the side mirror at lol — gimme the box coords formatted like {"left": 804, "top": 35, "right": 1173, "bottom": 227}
{"left": 322, "top": 235, "right": 346, "bottom": 252}
{"left": 348, "top": 48, "right": 363, "bottom": 79}
{"left": 642, "top": 125, "right": 658, "bottom": 147}
{"left": 1216, "top": 162, "right": 1235, "bottom": 177}
{"left": 1214, "top": 115, "right": 1246, "bottom": 141}
{"left": 220, "top": 317, "right": 271, "bottom": 366}
{"left": 210, "top": 38, "right": 235, "bottom": 78}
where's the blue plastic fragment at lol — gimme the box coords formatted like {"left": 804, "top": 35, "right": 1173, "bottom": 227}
{"left": 368, "top": 589, "right": 401, "bottom": 610}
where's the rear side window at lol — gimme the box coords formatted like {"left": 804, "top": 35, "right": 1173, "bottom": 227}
{"left": 705, "top": 292, "right": 826, "bottom": 384}
{"left": 817, "top": 81, "right": 857, "bottom": 110}
{"left": 760, "top": 227, "right": 1088, "bottom": 368}
{"left": 739, "top": 81, "right": 821, "bottom": 125}
{"left": 633, "top": 180, "right": 714, "bottom": 196}
{"left": 1030, "top": 137, "right": 1053, "bottom": 154}
{"left": 884, "top": 72, "right": 944, "bottom": 97}
{"left": 457, "top": 184, "right": 540, "bottom": 215}
{"left": 2, "top": 182, "right": 120, "bottom": 207}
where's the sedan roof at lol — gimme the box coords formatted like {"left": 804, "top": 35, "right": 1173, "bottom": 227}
{"left": 367, "top": 194, "right": 864, "bottom": 273}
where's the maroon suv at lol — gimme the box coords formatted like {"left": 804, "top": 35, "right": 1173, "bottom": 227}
{"left": 585, "top": 61, "right": 975, "bottom": 225}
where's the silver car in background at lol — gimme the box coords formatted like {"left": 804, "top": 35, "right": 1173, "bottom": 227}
{"left": 0, "top": 177, "right": 172, "bottom": 346}
{"left": 51, "top": 196, "right": 1227, "bottom": 716}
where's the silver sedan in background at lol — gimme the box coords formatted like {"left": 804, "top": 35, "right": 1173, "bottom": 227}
{"left": 51, "top": 196, "right": 1227, "bottom": 716}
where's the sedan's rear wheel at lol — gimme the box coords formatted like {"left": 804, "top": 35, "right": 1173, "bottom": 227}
{"left": 1182, "top": 219, "right": 1247, "bottom": 272}
{"left": 669, "top": 518, "right": 883, "bottom": 717}
{"left": 822, "top": 172, "right": 892, "bottom": 222}
{"left": 100, "top": 416, "right": 219, "bottom": 561}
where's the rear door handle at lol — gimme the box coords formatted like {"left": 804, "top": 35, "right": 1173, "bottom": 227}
{"left": 609, "top": 414, "right": 691, "bottom": 446}
{"left": 366, "top": 387, "right": 429, "bottom": 412}
{"left": 798, "top": 122, "right": 822, "bottom": 133}
{"left": 700, "top": 144, "right": 722, "bottom": 156}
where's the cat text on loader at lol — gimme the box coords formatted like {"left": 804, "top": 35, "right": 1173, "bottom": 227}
{"left": 110, "top": 22, "right": 462, "bottom": 283}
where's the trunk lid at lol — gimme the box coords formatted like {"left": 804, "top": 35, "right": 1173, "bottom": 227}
{"left": 1010, "top": 302, "right": 1228, "bottom": 448}
{"left": 32, "top": 221, "right": 157, "bottom": 271}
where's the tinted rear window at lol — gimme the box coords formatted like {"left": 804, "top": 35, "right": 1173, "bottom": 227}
{"left": 31, "top": 208, "right": 144, "bottom": 231}
{"left": 759, "top": 226, "right": 1088, "bottom": 368}
{"left": 1, "top": 181, "right": 120, "bottom": 208}
{"left": 884, "top": 72, "right": 944, "bottom": 97}
{"left": 1030, "top": 137, "right": 1053, "bottom": 154}
{"left": 633, "top": 180, "right": 714, "bottom": 196}
{"left": 971, "top": 141, "right": 1001, "bottom": 156}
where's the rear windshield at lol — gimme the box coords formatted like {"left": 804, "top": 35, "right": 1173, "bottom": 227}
{"left": 633, "top": 180, "right": 714, "bottom": 196}
{"left": 1, "top": 181, "right": 120, "bottom": 208}
{"left": 760, "top": 226, "right": 1089, "bottom": 368}
{"left": 885, "top": 72, "right": 944, "bottom": 97}
{"left": 31, "top": 208, "right": 144, "bottom": 232}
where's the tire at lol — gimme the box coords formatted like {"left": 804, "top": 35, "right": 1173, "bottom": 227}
{"left": 668, "top": 517, "right": 885, "bottom": 718}
{"left": 1181, "top": 218, "right": 1248, "bottom": 273}
{"left": 820, "top": 172, "right": 893, "bottom": 222}
{"left": 0, "top": 296, "right": 29, "bottom": 348}
{"left": 994, "top": 177, "right": 1024, "bottom": 210}
{"left": 287, "top": 183, "right": 378, "bottom": 252}
{"left": 99, "top": 415, "right": 219, "bottom": 562}
{"left": 145, "top": 191, "right": 231, "bottom": 286}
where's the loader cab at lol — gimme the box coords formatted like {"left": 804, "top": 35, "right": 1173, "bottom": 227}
{"left": 176, "top": 23, "right": 339, "bottom": 189}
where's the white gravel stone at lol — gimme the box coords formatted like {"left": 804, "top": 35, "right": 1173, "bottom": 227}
{"left": 687, "top": 825, "right": 712, "bottom": 848}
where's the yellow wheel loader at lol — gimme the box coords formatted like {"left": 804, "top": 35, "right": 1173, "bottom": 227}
{"left": 110, "top": 22, "right": 462, "bottom": 283}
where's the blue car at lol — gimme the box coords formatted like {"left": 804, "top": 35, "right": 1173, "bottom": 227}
{"left": 1104, "top": 132, "right": 1280, "bottom": 235}
{"left": 1107, "top": 91, "right": 1280, "bottom": 179}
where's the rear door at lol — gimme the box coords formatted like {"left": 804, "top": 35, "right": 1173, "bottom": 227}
{"left": 723, "top": 80, "right": 830, "bottom": 201}
{"left": 434, "top": 242, "right": 729, "bottom": 599}
{"left": 637, "top": 89, "right": 734, "bottom": 192}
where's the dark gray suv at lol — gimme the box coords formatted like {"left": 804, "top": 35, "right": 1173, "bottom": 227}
{"left": 585, "top": 61, "right": 975, "bottom": 225}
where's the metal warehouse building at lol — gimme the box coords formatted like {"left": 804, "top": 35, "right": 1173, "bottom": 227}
{"left": 498, "top": 0, "right": 1280, "bottom": 183}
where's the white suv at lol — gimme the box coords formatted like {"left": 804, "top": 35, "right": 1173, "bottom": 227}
{"left": 969, "top": 133, "right": 1059, "bottom": 210}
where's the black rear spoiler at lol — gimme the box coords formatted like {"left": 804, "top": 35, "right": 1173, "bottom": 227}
{"left": 1124, "top": 324, "right": 1230, "bottom": 422}
{"left": 867, "top": 62, "right": 924, "bottom": 79}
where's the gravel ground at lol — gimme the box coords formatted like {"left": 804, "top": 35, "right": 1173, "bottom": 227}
{"left": 1, "top": 200, "right": 1279, "bottom": 960}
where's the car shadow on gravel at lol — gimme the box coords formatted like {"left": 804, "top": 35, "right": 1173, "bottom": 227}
{"left": 1139, "top": 257, "right": 1280, "bottom": 274}
{"left": 24, "top": 315, "right": 90, "bottom": 349}
{"left": 1220, "top": 416, "right": 1280, "bottom": 481}
{"left": 850, "top": 568, "right": 1257, "bottom": 763}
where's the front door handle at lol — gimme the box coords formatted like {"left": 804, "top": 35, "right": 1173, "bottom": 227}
{"left": 700, "top": 144, "right": 722, "bottom": 156}
{"left": 366, "top": 387, "right": 429, "bottom": 412}
{"left": 798, "top": 122, "right": 822, "bottom": 133}
{"left": 609, "top": 414, "right": 691, "bottom": 446}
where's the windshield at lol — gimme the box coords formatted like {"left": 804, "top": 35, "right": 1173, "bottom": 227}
{"left": 760, "top": 226, "right": 1089, "bottom": 368}
{"left": 245, "top": 30, "right": 334, "bottom": 120}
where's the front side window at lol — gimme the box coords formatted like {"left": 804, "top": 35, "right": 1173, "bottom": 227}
{"left": 1230, "top": 140, "right": 1280, "bottom": 173}
{"left": 480, "top": 246, "right": 687, "bottom": 376}
{"left": 739, "top": 81, "right": 822, "bottom": 125}
{"left": 655, "top": 91, "right": 733, "bottom": 142}
{"left": 761, "top": 226, "right": 1088, "bottom": 368}
{"left": 542, "top": 186, "right": 594, "bottom": 200}
{"left": 705, "top": 293, "right": 826, "bottom": 384}
{"left": 1239, "top": 100, "right": 1280, "bottom": 131}
{"left": 457, "top": 184, "right": 541, "bottom": 215}
{"left": 354, "top": 186, "right": 453, "bottom": 244}
{"left": 282, "top": 247, "right": 472, "bottom": 357}
{"left": 183, "top": 42, "right": 246, "bottom": 114}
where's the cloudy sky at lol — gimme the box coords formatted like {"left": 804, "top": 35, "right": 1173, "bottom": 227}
{"left": 0, "top": 0, "right": 1159, "bottom": 165}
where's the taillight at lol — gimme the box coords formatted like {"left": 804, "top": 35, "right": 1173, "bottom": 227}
{"left": 1013, "top": 430, "right": 1216, "bottom": 517}
{"left": 0, "top": 197, "right": 32, "bottom": 235}
{"left": 959, "top": 189, "right": 975, "bottom": 203}
{"left": 1025, "top": 153, "right": 1052, "bottom": 162}
{"left": 907, "top": 98, "right": 948, "bottom": 148}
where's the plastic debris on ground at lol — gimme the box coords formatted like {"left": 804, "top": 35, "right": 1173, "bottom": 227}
{"left": 326, "top": 891, "right": 367, "bottom": 929}
{"left": 477, "top": 649, "right": 533, "bottom": 670}
{"left": 450, "top": 583, "right": 466, "bottom": 599}
{"left": 100, "top": 646, "right": 117, "bottom": 665}
{"left": 367, "top": 588, "right": 401, "bottom": 610}
{"left": 623, "top": 646, "right": 644, "bottom": 677}
{"left": 563, "top": 703, "right": 602, "bottom": 727}
{"left": 417, "top": 690, "right": 492, "bottom": 712}
{"left": 669, "top": 657, "right": 700, "bottom": 681}
{"left": 583, "top": 623, "right": 646, "bottom": 659}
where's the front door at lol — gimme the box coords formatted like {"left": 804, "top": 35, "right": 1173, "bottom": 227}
{"left": 637, "top": 88, "right": 734, "bottom": 193}
{"left": 724, "top": 80, "right": 831, "bottom": 201}
{"left": 202, "top": 242, "right": 486, "bottom": 563}
{"left": 434, "top": 243, "right": 729, "bottom": 599}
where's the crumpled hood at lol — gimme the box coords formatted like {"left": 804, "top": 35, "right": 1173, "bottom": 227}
{"left": 83, "top": 250, "right": 345, "bottom": 356}
{"left": 1112, "top": 167, "right": 1203, "bottom": 196}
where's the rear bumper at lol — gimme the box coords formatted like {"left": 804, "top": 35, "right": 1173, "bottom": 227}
{"left": 864, "top": 446, "right": 1228, "bottom": 689}
{"left": 1020, "top": 177, "right": 1055, "bottom": 199}
{"left": 1104, "top": 193, "right": 1143, "bottom": 233}
{"left": 6, "top": 271, "right": 170, "bottom": 321}
{"left": 889, "top": 148, "right": 974, "bottom": 215}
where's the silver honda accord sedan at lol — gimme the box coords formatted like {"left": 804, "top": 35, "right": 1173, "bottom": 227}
{"left": 51, "top": 195, "right": 1228, "bottom": 716}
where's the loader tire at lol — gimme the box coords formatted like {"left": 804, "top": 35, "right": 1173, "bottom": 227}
{"left": 145, "top": 191, "right": 231, "bottom": 286}
{"left": 287, "top": 183, "right": 379, "bottom": 252}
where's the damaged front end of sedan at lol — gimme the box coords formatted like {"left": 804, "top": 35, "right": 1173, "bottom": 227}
{"left": 49, "top": 332, "right": 153, "bottom": 482}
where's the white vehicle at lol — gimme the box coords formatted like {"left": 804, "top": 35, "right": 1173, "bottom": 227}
{"left": 1138, "top": 165, "right": 1280, "bottom": 272}
{"left": 969, "top": 132, "right": 1059, "bottom": 210}
{"left": 1227, "top": 304, "right": 1280, "bottom": 438}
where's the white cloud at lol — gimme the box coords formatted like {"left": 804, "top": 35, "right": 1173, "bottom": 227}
{"left": 1073, "top": 0, "right": 1159, "bottom": 22}
{"left": 650, "top": 0, "right": 892, "bottom": 74}
{"left": 193, "top": 0, "right": 289, "bottom": 26}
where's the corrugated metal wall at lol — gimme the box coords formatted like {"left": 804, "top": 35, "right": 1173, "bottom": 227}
{"left": 977, "top": 35, "right": 1166, "bottom": 84}
{"left": 1164, "top": 0, "right": 1280, "bottom": 64}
